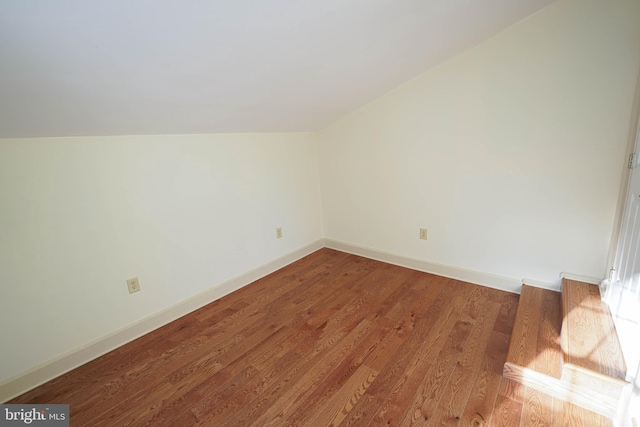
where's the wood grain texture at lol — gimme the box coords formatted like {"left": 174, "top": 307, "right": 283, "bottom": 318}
{"left": 520, "top": 386, "right": 553, "bottom": 426}
{"left": 536, "top": 287, "right": 563, "bottom": 378}
{"left": 458, "top": 330, "right": 511, "bottom": 426}
{"left": 505, "top": 285, "right": 558, "bottom": 376}
{"left": 491, "top": 394, "right": 522, "bottom": 427}
{"left": 553, "top": 395, "right": 612, "bottom": 427}
{"left": 497, "top": 371, "right": 612, "bottom": 426}
{"left": 562, "top": 279, "right": 626, "bottom": 380}
{"left": 503, "top": 362, "right": 619, "bottom": 419}
{"left": 8, "top": 249, "right": 610, "bottom": 426}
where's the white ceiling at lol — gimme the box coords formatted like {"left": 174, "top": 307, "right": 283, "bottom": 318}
{"left": 0, "top": 0, "right": 556, "bottom": 138}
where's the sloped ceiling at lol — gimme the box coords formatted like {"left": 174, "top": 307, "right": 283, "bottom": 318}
{"left": 0, "top": 0, "right": 556, "bottom": 138}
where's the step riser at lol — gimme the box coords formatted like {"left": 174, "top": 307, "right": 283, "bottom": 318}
{"left": 562, "top": 363, "right": 627, "bottom": 399}
{"left": 504, "top": 362, "right": 620, "bottom": 418}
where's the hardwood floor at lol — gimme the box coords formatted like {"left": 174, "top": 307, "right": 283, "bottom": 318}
{"left": 9, "top": 248, "right": 608, "bottom": 426}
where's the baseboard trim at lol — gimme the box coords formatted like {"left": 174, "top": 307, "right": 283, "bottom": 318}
{"left": 522, "top": 278, "right": 561, "bottom": 292}
{"left": 0, "top": 239, "right": 324, "bottom": 403}
{"left": 560, "top": 272, "right": 603, "bottom": 285}
{"left": 324, "top": 238, "right": 523, "bottom": 294}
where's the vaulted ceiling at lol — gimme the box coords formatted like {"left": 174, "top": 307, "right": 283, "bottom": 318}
{"left": 0, "top": 0, "right": 556, "bottom": 138}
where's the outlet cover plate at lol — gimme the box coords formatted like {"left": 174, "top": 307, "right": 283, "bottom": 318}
{"left": 127, "top": 277, "right": 140, "bottom": 294}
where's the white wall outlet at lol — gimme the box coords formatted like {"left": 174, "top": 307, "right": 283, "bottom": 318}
{"left": 420, "top": 228, "right": 428, "bottom": 240}
{"left": 127, "top": 277, "right": 141, "bottom": 294}
{"left": 276, "top": 227, "right": 283, "bottom": 239}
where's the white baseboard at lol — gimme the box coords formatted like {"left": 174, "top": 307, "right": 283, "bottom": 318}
{"left": 522, "top": 278, "right": 562, "bottom": 292}
{"left": 560, "top": 272, "right": 603, "bottom": 285}
{"left": 0, "top": 239, "right": 324, "bottom": 403}
{"left": 324, "top": 238, "right": 524, "bottom": 294}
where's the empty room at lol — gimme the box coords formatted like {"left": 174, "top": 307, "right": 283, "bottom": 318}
{"left": 1, "top": 0, "right": 640, "bottom": 425}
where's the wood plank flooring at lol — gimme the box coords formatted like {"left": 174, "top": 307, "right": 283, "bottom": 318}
{"left": 9, "top": 248, "right": 609, "bottom": 426}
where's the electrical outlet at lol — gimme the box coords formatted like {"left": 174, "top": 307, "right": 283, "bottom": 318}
{"left": 276, "top": 227, "right": 282, "bottom": 239}
{"left": 420, "top": 228, "right": 428, "bottom": 240}
{"left": 127, "top": 277, "right": 140, "bottom": 294}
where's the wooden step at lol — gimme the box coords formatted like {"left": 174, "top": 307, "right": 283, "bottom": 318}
{"left": 560, "top": 279, "right": 629, "bottom": 417}
{"left": 503, "top": 282, "right": 629, "bottom": 419}
{"left": 505, "top": 284, "right": 563, "bottom": 378}
{"left": 561, "top": 278, "right": 627, "bottom": 380}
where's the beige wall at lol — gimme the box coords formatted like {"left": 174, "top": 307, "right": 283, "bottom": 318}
{"left": 0, "top": 133, "right": 323, "bottom": 382}
{"left": 318, "top": 0, "right": 640, "bottom": 285}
